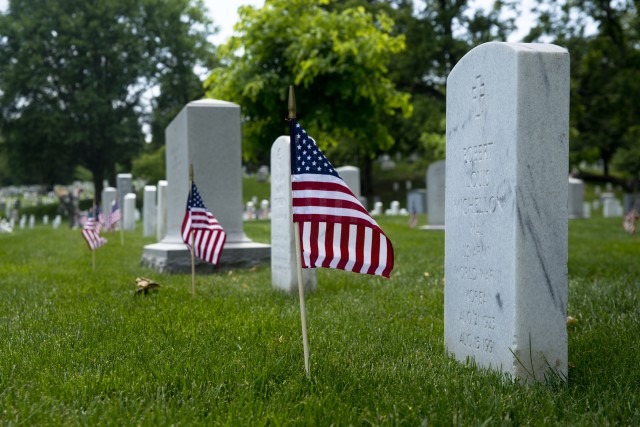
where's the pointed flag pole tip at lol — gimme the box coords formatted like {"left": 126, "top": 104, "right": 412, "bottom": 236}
{"left": 288, "top": 86, "right": 296, "bottom": 120}
{"left": 189, "top": 164, "right": 194, "bottom": 182}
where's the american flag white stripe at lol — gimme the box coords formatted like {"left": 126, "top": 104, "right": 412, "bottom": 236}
{"left": 297, "top": 222, "right": 394, "bottom": 277}
{"left": 181, "top": 182, "right": 227, "bottom": 266}
{"left": 329, "top": 223, "right": 341, "bottom": 269}
{"left": 290, "top": 119, "right": 394, "bottom": 278}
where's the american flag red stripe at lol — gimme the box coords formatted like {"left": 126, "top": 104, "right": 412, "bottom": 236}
{"left": 81, "top": 215, "right": 107, "bottom": 250}
{"left": 181, "top": 181, "right": 226, "bottom": 265}
{"left": 290, "top": 119, "right": 394, "bottom": 278}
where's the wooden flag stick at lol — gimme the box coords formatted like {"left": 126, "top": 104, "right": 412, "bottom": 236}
{"left": 120, "top": 205, "right": 124, "bottom": 245}
{"left": 92, "top": 198, "right": 96, "bottom": 272}
{"left": 189, "top": 164, "right": 196, "bottom": 297}
{"left": 289, "top": 85, "right": 310, "bottom": 378}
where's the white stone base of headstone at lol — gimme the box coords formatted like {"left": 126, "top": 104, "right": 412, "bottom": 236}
{"left": 270, "top": 136, "right": 316, "bottom": 293}
{"left": 142, "top": 237, "right": 273, "bottom": 273}
{"left": 418, "top": 224, "right": 445, "bottom": 231}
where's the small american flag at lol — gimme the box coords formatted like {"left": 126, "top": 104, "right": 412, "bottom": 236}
{"left": 105, "top": 201, "right": 121, "bottom": 231}
{"left": 181, "top": 181, "right": 226, "bottom": 265}
{"left": 82, "top": 210, "right": 107, "bottom": 250}
{"left": 623, "top": 208, "right": 639, "bottom": 235}
{"left": 290, "top": 119, "right": 394, "bottom": 277}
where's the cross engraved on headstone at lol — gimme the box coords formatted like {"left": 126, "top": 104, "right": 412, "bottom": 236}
{"left": 472, "top": 75, "right": 485, "bottom": 118}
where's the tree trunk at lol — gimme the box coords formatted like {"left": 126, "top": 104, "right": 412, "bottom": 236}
{"left": 361, "top": 156, "right": 374, "bottom": 200}
{"left": 93, "top": 167, "right": 104, "bottom": 207}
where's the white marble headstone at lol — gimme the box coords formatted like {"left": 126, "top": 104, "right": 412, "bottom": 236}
{"left": 143, "top": 185, "right": 157, "bottom": 237}
{"left": 101, "top": 187, "right": 117, "bottom": 229}
{"left": 371, "top": 201, "right": 383, "bottom": 216}
{"left": 390, "top": 201, "right": 400, "bottom": 215}
{"left": 28, "top": 215, "right": 35, "bottom": 229}
{"left": 116, "top": 174, "right": 133, "bottom": 209}
{"left": 568, "top": 177, "right": 585, "bottom": 218}
{"left": 335, "top": 166, "right": 361, "bottom": 200}
{"left": 270, "top": 136, "right": 316, "bottom": 293}
{"left": 444, "top": 42, "right": 569, "bottom": 383}
{"left": 141, "top": 99, "right": 270, "bottom": 272}
{"left": 423, "top": 160, "right": 445, "bottom": 230}
{"left": 123, "top": 193, "right": 136, "bottom": 231}
{"left": 603, "top": 198, "right": 623, "bottom": 217}
{"left": 156, "top": 180, "right": 168, "bottom": 241}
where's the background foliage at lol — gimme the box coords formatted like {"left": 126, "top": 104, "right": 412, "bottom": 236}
{"left": 0, "top": 0, "right": 638, "bottom": 194}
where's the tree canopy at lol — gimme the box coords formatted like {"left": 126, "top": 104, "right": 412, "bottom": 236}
{"left": 204, "top": 0, "right": 412, "bottom": 193}
{"left": 525, "top": 0, "right": 640, "bottom": 182}
{"left": 0, "top": 0, "right": 215, "bottom": 195}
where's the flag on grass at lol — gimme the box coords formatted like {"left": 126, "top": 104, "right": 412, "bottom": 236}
{"left": 289, "top": 119, "right": 394, "bottom": 277}
{"left": 82, "top": 210, "right": 107, "bottom": 250}
{"left": 104, "top": 201, "right": 121, "bottom": 231}
{"left": 181, "top": 181, "right": 226, "bottom": 265}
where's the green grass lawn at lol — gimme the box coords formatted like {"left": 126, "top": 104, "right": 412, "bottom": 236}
{"left": 0, "top": 216, "right": 638, "bottom": 425}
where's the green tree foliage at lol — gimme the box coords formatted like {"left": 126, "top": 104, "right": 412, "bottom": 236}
{"left": 132, "top": 145, "right": 166, "bottom": 185}
{"left": 526, "top": 0, "right": 640, "bottom": 179}
{"left": 0, "top": 0, "right": 214, "bottom": 195}
{"left": 204, "top": 0, "right": 412, "bottom": 195}
{"left": 328, "top": 1, "right": 517, "bottom": 164}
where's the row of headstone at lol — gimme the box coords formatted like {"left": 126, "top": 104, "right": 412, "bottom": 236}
{"left": 0, "top": 218, "right": 12, "bottom": 233}
{"left": 244, "top": 199, "right": 270, "bottom": 220}
{"left": 603, "top": 196, "right": 624, "bottom": 217}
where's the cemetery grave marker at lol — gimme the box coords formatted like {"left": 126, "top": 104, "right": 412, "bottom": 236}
{"left": 141, "top": 99, "right": 270, "bottom": 273}
{"left": 270, "top": 136, "right": 316, "bottom": 293}
{"left": 444, "top": 42, "right": 569, "bottom": 383}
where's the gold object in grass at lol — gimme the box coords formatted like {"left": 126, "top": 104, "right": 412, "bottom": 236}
{"left": 135, "top": 277, "right": 160, "bottom": 295}
{"left": 566, "top": 316, "right": 578, "bottom": 325}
